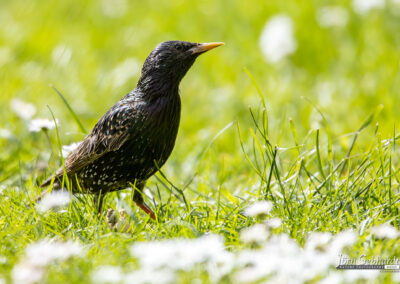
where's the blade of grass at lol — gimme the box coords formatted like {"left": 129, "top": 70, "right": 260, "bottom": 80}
{"left": 46, "top": 105, "right": 70, "bottom": 190}
{"left": 50, "top": 85, "right": 87, "bottom": 133}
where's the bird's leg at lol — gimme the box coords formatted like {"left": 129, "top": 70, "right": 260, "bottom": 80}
{"left": 133, "top": 181, "right": 155, "bottom": 220}
{"left": 94, "top": 191, "right": 105, "bottom": 216}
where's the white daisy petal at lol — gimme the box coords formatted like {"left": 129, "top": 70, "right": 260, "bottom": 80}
{"left": 244, "top": 201, "right": 273, "bottom": 217}
{"left": 28, "top": 118, "right": 58, "bottom": 132}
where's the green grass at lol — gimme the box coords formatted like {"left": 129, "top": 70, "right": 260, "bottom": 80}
{"left": 1, "top": 0, "right": 400, "bottom": 283}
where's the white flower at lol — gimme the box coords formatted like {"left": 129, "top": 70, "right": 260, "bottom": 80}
{"left": 244, "top": 201, "right": 273, "bottom": 217}
{"left": 124, "top": 268, "right": 175, "bottom": 284}
{"left": 61, "top": 142, "right": 80, "bottom": 158}
{"left": 321, "top": 269, "right": 381, "bottom": 284}
{"left": 319, "top": 272, "right": 343, "bottom": 284}
{"left": 10, "top": 98, "right": 36, "bottom": 119}
{"left": 266, "top": 217, "right": 282, "bottom": 229}
{"left": 236, "top": 230, "right": 355, "bottom": 284}
{"left": 92, "top": 266, "right": 123, "bottom": 283}
{"left": 52, "top": 44, "right": 72, "bottom": 66}
{"left": 317, "top": 6, "right": 349, "bottom": 27}
{"left": 305, "top": 232, "right": 332, "bottom": 251}
{"left": 235, "top": 256, "right": 272, "bottom": 283}
{"left": 131, "top": 234, "right": 226, "bottom": 271}
{"left": 240, "top": 224, "right": 269, "bottom": 243}
{"left": 25, "top": 240, "right": 83, "bottom": 266}
{"left": 392, "top": 270, "right": 400, "bottom": 282}
{"left": 342, "top": 269, "right": 380, "bottom": 281}
{"left": 28, "top": 118, "right": 58, "bottom": 132}
{"left": 370, "top": 223, "right": 400, "bottom": 239}
{"left": 206, "top": 251, "right": 235, "bottom": 282}
{"left": 235, "top": 234, "right": 301, "bottom": 283}
{"left": 36, "top": 191, "right": 71, "bottom": 213}
{"left": 129, "top": 234, "right": 233, "bottom": 283}
{"left": 13, "top": 240, "right": 84, "bottom": 284}
{"left": 12, "top": 261, "right": 44, "bottom": 284}
{"left": 115, "top": 230, "right": 375, "bottom": 283}
{"left": 259, "top": 14, "right": 297, "bottom": 63}
{"left": 328, "top": 230, "right": 357, "bottom": 255}
{"left": 352, "top": 0, "right": 385, "bottom": 14}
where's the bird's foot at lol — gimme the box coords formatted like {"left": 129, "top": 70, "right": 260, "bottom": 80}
{"left": 135, "top": 202, "right": 156, "bottom": 220}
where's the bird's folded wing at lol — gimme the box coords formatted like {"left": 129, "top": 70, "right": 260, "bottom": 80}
{"left": 40, "top": 103, "right": 143, "bottom": 187}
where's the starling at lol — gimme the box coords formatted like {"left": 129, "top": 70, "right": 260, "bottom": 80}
{"left": 39, "top": 41, "right": 224, "bottom": 219}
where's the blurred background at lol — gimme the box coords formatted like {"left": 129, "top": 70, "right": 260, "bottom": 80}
{"left": 1, "top": 0, "right": 399, "bottom": 191}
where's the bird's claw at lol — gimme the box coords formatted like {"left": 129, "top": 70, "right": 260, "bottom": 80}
{"left": 135, "top": 202, "right": 156, "bottom": 220}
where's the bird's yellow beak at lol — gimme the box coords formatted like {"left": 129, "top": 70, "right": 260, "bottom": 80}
{"left": 190, "top": 42, "right": 224, "bottom": 54}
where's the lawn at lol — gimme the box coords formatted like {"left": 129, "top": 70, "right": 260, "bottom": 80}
{"left": 1, "top": 0, "right": 400, "bottom": 283}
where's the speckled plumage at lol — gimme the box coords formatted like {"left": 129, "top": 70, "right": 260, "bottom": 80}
{"left": 39, "top": 40, "right": 223, "bottom": 218}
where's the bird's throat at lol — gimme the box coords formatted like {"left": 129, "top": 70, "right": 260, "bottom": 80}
{"left": 137, "top": 73, "right": 181, "bottom": 101}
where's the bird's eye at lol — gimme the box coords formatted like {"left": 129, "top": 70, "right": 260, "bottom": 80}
{"left": 175, "top": 44, "right": 183, "bottom": 51}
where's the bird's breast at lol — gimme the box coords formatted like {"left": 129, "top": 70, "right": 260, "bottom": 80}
{"left": 144, "top": 95, "right": 181, "bottom": 157}
{"left": 124, "top": 94, "right": 181, "bottom": 175}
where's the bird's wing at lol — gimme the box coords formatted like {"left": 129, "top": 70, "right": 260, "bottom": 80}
{"left": 40, "top": 101, "right": 144, "bottom": 187}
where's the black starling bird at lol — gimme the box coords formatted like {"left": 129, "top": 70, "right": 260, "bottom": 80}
{"left": 39, "top": 41, "right": 224, "bottom": 219}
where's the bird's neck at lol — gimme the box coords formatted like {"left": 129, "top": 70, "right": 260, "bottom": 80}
{"left": 137, "top": 73, "right": 180, "bottom": 101}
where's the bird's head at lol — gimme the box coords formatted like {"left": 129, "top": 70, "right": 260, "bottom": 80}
{"left": 138, "top": 41, "right": 224, "bottom": 92}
